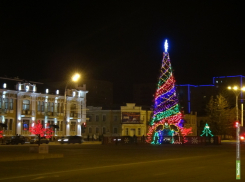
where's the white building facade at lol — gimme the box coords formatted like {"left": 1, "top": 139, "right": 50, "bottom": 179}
{"left": 0, "top": 82, "right": 88, "bottom": 139}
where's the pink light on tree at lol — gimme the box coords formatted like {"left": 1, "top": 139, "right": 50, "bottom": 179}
{"left": 0, "top": 130, "right": 3, "bottom": 139}
{"left": 180, "top": 127, "right": 193, "bottom": 143}
{"left": 29, "top": 120, "right": 53, "bottom": 146}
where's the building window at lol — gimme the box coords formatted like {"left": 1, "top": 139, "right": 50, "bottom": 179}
{"left": 23, "top": 100, "right": 30, "bottom": 110}
{"left": 89, "top": 127, "right": 92, "bottom": 133}
{"left": 37, "top": 101, "right": 41, "bottom": 111}
{"left": 96, "top": 115, "right": 99, "bottom": 122}
{"left": 70, "top": 122, "right": 76, "bottom": 131}
{"left": 102, "top": 115, "right": 106, "bottom": 122}
{"left": 47, "top": 102, "right": 51, "bottom": 112}
{"left": 47, "top": 121, "right": 51, "bottom": 128}
{"left": 51, "top": 102, "right": 54, "bottom": 112}
{"left": 102, "top": 127, "right": 106, "bottom": 134}
{"left": 57, "top": 103, "right": 60, "bottom": 113}
{"left": 60, "top": 121, "right": 63, "bottom": 131}
{"left": 125, "top": 128, "right": 128, "bottom": 135}
{"left": 9, "top": 119, "right": 13, "bottom": 130}
{"left": 113, "top": 127, "right": 117, "bottom": 134}
{"left": 57, "top": 121, "right": 60, "bottom": 131}
{"left": 5, "top": 98, "right": 8, "bottom": 109}
{"left": 88, "top": 115, "right": 92, "bottom": 122}
{"left": 96, "top": 127, "right": 99, "bottom": 133}
{"left": 114, "top": 116, "right": 117, "bottom": 122}
{"left": 23, "top": 120, "right": 29, "bottom": 131}
{"left": 41, "top": 102, "right": 44, "bottom": 112}
{"left": 138, "top": 128, "right": 141, "bottom": 135}
{"left": 4, "top": 119, "right": 8, "bottom": 130}
{"left": 61, "top": 103, "right": 64, "bottom": 113}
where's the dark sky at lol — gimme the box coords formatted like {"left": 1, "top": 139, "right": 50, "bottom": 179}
{"left": 1, "top": 1, "right": 245, "bottom": 87}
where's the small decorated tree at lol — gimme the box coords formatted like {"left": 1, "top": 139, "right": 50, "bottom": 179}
{"left": 29, "top": 120, "right": 53, "bottom": 146}
{"left": 0, "top": 130, "right": 3, "bottom": 139}
{"left": 180, "top": 127, "right": 193, "bottom": 143}
{"left": 200, "top": 123, "right": 214, "bottom": 137}
{"left": 0, "top": 130, "right": 3, "bottom": 144}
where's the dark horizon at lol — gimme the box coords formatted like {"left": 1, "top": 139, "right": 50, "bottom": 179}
{"left": 1, "top": 1, "right": 245, "bottom": 103}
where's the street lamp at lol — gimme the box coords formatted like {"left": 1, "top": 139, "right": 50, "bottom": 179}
{"left": 64, "top": 73, "right": 81, "bottom": 136}
{"left": 228, "top": 86, "right": 245, "bottom": 124}
{"left": 228, "top": 85, "right": 245, "bottom": 180}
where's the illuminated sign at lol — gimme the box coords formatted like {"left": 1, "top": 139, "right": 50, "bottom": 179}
{"left": 122, "top": 112, "right": 140, "bottom": 124}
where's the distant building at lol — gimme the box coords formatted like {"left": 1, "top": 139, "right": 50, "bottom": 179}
{"left": 177, "top": 75, "right": 245, "bottom": 115}
{"left": 85, "top": 103, "right": 152, "bottom": 139}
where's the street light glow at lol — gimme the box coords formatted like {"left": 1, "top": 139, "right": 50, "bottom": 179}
{"left": 233, "top": 86, "right": 238, "bottom": 90}
{"left": 72, "top": 73, "right": 80, "bottom": 82}
{"left": 228, "top": 86, "right": 231, "bottom": 90}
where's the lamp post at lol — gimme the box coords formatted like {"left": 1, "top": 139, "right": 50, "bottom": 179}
{"left": 63, "top": 73, "right": 80, "bottom": 136}
{"left": 228, "top": 86, "right": 245, "bottom": 180}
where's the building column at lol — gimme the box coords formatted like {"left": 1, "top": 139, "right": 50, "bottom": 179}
{"left": 77, "top": 123, "right": 81, "bottom": 136}
{"left": 16, "top": 93, "right": 22, "bottom": 135}
{"left": 66, "top": 99, "right": 71, "bottom": 136}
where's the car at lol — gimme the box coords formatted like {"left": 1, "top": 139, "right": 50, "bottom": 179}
{"left": 30, "top": 137, "right": 49, "bottom": 144}
{"left": 58, "top": 136, "right": 83, "bottom": 144}
{"left": 6, "top": 135, "right": 26, "bottom": 145}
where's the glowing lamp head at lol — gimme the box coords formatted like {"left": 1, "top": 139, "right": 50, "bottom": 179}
{"left": 242, "top": 87, "right": 245, "bottom": 91}
{"left": 72, "top": 73, "right": 80, "bottom": 82}
{"left": 228, "top": 86, "right": 231, "bottom": 90}
{"left": 240, "top": 136, "right": 245, "bottom": 140}
{"left": 164, "top": 39, "right": 168, "bottom": 53}
{"left": 233, "top": 86, "right": 238, "bottom": 90}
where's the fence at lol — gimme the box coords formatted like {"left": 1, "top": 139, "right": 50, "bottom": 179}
{"left": 102, "top": 136, "right": 221, "bottom": 145}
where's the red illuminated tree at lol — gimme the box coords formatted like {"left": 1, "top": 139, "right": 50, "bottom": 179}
{"left": 0, "top": 130, "right": 3, "bottom": 138}
{"left": 180, "top": 127, "right": 193, "bottom": 143}
{"left": 29, "top": 120, "right": 53, "bottom": 146}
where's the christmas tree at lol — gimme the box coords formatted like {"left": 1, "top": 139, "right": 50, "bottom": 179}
{"left": 200, "top": 123, "right": 214, "bottom": 137}
{"left": 146, "top": 40, "right": 183, "bottom": 144}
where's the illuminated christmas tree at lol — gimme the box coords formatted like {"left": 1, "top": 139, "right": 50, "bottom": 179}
{"left": 146, "top": 40, "right": 183, "bottom": 144}
{"left": 200, "top": 123, "right": 214, "bottom": 137}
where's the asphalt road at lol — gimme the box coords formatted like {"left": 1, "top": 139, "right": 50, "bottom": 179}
{"left": 0, "top": 143, "right": 244, "bottom": 182}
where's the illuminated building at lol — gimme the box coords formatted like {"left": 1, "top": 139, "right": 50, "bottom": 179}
{"left": 0, "top": 77, "right": 88, "bottom": 139}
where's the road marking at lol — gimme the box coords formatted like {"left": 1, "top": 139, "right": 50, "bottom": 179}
{"left": 0, "top": 154, "right": 224, "bottom": 181}
{"left": 31, "top": 176, "right": 45, "bottom": 180}
{"left": 31, "top": 175, "right": 59, "bottom": 180}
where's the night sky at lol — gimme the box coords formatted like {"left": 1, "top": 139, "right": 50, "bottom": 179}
{"left": 1, "top": 1, "right": 245, "bottom": 96}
